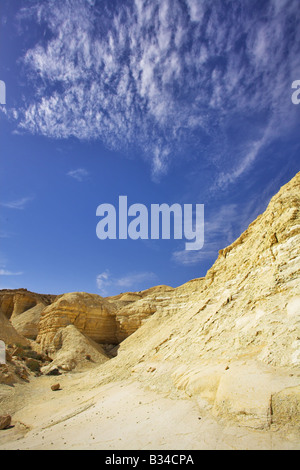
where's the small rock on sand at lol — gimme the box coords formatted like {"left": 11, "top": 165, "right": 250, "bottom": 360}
{"left": 51, "top": 383, "right": 61, "bottom": 391}
{"left": 0, "top": 415, "right": 12, "bottom": 430}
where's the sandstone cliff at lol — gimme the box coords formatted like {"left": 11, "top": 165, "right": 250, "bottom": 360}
{"left": 0, "top": 289, "right": 56, "bottom": 340}
{"left": 0, "top": 311, "right": 29, "bottom": 347}
{"left": 1, "top": 173, "right": 299, "bottom": 436}
{"left": 92, "top": 172, "right": 300, "bottom": 431}
{"left": 37, "top": 292, "right": 118, "bottom": 352}
{"left": 36, "top": 286, "right": 174, "bottom": 350}
{"left": 0, "top": 289, "right": 56, "bottom": 319}
{"left": 41, "top": 325, "right": 110, "bottom": 373}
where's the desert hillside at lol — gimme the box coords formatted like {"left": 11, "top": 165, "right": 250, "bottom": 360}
{"left": 0, "top": 172, "right": 299, "bottom": 450}
{"left": 90, "top": 170, "right": 300, "bottom": 430}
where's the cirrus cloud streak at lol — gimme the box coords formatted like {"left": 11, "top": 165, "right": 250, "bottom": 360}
{"left": 7, "top": 0, "right": 300, "bottom": 181}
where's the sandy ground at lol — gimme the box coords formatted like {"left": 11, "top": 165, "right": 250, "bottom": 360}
{"left": 0, "top": 369, "right": 299, "bottom": 450}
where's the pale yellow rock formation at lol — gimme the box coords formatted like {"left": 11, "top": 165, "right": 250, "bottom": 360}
{"left": 94, "top": 172, "right": 300, "bottom": 431}
{"left": 0, "top": 173, "right": 299, "bottom": 449}
{"left": 40, "top": 325, "right": 109, "bottom": 373}
{"left": 0, "top": 289, "right": 56, "bottom": 319}
{"left": 37, "top": 287, "right": 174, "bottom": 349}
{"left": 35, "top": 172, "right": 300, "bottom": 431}
{"left": 110, "top": 285, "right": 176, "bottom": 341}
{"left": 0, "top": 289, "right": 56, "bottom": 340}
{"left": 0, "top": 311, "right": 29, "bottom": 347}
{"left": 271, "top": 385, "right": 300, "bottom": 428}
{"left": 37, "top": 292, "right": 118, "bottom": 351}
{"left": 1, "top": 172, "right": 299, "bottom": 441}
{"left": 10, "top": 304, "right": 46, "bottom": 340}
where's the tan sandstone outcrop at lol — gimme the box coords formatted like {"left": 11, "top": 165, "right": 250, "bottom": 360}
{"left": 10, "top": 304, "right": 46, "bottom": 340}
{"left": 93, "top": 172, "right": 300, "bottom": 431}
{"left": 40, "top": 325, "right": 109, "bottom": 373}
{"left": 0, "top": 311, "right": 29, "bottom": 347}
{"left": 0, "top": 311, "right": 31, "bottom": 385}
{"left": 37, "top": 286, "right": 175, "bottom": 351}
{"left": 1, "top": 173, "right": 299, "bottom": 436}
{"left": 37, "top": 293, "right": 118, "bottom": 352}
{"left": 0, "top": 289, "right": 56, "bottom": 319}
{"left": 0, "top": 289, "right": 56, "bottom": 340}
{"left": 111, "top": 285, "right": 175, "bottom": 341}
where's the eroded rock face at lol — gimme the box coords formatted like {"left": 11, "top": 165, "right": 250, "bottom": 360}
{"left": 0, "top": 289, "right": 56, "bottom": 319}
{"left": 41, "top": 324, "right": 109, "bottom": 372}
{"left": 97, "top": 172, "right": 300, "bottom": 430}
{"left": 111, "top": 286, "right": 174, "bottom": 342}
{"left": 10, "top": 304, "right": 46, "bottom": 340}
{"left": 0, "top": 289, "right": 56, "bottom": 340}
{"left": 0, "top": 311, "right": 29, "bottom": 347}
{"left": 1, "top": 173, "right": 299, "bottom": 433}
{"left": 37, "top": 292, "right": 119, "bottom": 350}
{"left": 37, "top": 287, "right": 174, "bottom": 349}
{"left": 114, "top": 172, "right": 300, "bottom": 367}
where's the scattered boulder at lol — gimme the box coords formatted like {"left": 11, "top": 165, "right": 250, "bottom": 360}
{"left": 14, "top": 365, "right": 29, "bottom": 381}
{"left": 51, "top": 383, "right": 61, "bottom": 391}
{"left": 0, "top": 415, "right": 11, "bottom": 430}
{"left": 0, "top": 343, "right": 51, "bottom": 383}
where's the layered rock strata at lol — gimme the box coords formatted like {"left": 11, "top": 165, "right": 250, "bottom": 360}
{"left": 0, "top": 289, "right": 56, "bottom": 319}
{"left": 95, "top": 172, "right": 300, "bottom": 430}
{"left": 0, "top": 289, "right": 56, "bottom": 340}
{"left": 37, "top": 293, "right": 117, "bottom": 352}
{"left": 36, "top": 286, "right": 175, "bottom": 351}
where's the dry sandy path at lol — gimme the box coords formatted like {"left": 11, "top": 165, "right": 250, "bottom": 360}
{"left": 0, "top": 371, "right": 298, "bottom": 450}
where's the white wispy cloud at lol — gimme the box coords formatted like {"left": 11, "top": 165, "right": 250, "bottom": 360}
{"left": 0, "top": 197, "right": 33, "bottom": 210}
{"left": 172, "top": 241, "right": 219, "bottom": 266}
{"left": 67, "top": 168, "right": 90, "bottom": 182}
{"left": 96, "top": 270, "right": 110, "bottom": 294}
{"left": 6, "top": 0, "right": 300, "bottom": 181}
{"left": 172, "top": 194, "right": 272, "bottom": 266}
{"left": 0, "top": 268, "right": 23, "bottom": 276}
{"left": 96, "top": 270, "right": 157, "bottom": 295}
{"left": 172, "top": 204, "right": 237, "bottom": 266}
{"left": 115, "top": 272, "right": 157, "bottom": 289}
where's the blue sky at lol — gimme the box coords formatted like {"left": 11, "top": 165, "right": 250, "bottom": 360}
{"left": 0, "top": 0, "right": 299, "bottom": 296}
